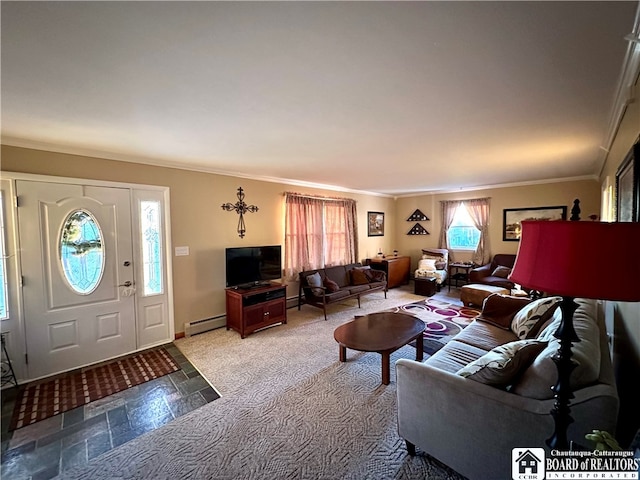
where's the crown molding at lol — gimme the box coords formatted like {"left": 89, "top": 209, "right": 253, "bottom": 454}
{"left": 393, "top": 174, "right": 600, "bottom": 199}
{"left": 598, "top": 1, "right": 640, "bottom": 174}
{"left": 1, "top": 138, "right": 599, "bottom": 199}
{"left": 0, "top": 137, "right": 393, "bottom": 198}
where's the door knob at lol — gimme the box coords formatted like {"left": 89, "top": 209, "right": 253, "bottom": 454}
{"left": 118, "top": 281, "right": 132, "bottom": 287}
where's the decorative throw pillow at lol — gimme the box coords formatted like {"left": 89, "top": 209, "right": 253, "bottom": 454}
{"left": 422, "top": 253, "right": 446, "bottom": 270}
{"left": 457, "top": 340, "right": 547, "bottom": 386}
{"left": 536, "top": 317, "right": 560, "bottom": 342}
{"left": 491, "top": 265, "right": 512, "bottom": 278}
{"left": 355, "top": 266, "right": 374, "bottom": 281}
{"left": 306, "top": 272, "right": 324, "bottom": 296}
{"left": 476, "top": 293, "right": 533, "bottom": 330}
{"left": 350, "top": 269, "right": 369, "bottom": 286}
{"left": 513, "top": 298, "right": 601, "bottom": 399}
{"left": 364, "top": 269, "right": 386, "bottom": 283}
{"left": 529, "top": 314, "right": 557, "bottom": 340}
{"left": 511, "top": 296, "right": 562, "bottom": 340}
{"left": 323, "top": 277, "right": 340, "bottom": 293}
{"left": 418, "top": 258, "right": 437, "bottom": 272}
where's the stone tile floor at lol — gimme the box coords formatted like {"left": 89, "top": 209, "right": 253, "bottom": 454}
{"left": 0, "top": 343, "right": 219, "bottom": 479}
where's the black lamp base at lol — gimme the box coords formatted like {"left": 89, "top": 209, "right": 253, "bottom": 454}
{"left": 546, "top": 296, "right": 580, "bottom": 450}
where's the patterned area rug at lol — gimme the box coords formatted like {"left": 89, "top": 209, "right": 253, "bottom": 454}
{"left": 9, "top": 347, "right": 180, "bottom": 431}
{"left": 386, "top": 299, "right": 480, "bottom": 356}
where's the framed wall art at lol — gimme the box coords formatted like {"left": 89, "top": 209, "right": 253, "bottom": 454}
{"left": 503, "top": 206, "right": 567, "bottom": 241}
{"left": 367, "top": 211, "right": 385, "bottom": 236}
{"left": 615, "top": 139, "right": 639, "bottom": 222}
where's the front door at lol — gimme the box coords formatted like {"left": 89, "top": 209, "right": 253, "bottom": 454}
{"left": 17, "top": 181, "right": 137, "bottom": 379}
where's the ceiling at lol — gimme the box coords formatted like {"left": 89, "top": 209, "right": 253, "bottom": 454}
{"left": 2, "top": 1, "right": 639, "bottom": 196}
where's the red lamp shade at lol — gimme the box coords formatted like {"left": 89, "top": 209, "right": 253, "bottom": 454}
{"left": 509, "top": 220, "right": 640, "bottom": 302}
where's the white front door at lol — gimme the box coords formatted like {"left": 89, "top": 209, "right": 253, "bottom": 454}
{"left": 17, "top": 181, "right": 137, "bottom": 379}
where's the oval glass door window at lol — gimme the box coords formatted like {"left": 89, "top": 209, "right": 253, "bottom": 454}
{"left": 60, "top": 209, "right": 105, "bottom": 294}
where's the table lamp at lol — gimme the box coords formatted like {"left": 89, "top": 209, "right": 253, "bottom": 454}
{"left": 509, "top": 220, "right": 640, "bottom": 450}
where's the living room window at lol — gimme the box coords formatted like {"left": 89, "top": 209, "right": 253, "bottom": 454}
{"left": 447, "top": 203, "right": 480, "bottom": 251}
{"left": 284, "top": 193, "right": 358, "bottom": 280}
{"left": 440, "top": 197, "right": 489, "bottom": 265}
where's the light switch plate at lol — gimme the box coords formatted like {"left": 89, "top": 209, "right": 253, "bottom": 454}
{"left": 175, "top": 246, "right": 190, "bottom": 256}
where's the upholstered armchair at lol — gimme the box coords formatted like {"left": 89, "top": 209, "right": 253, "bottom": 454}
{"left": 468, "top": 253, "right": 517, "bottom": 289}
{"left": 414, "top": 248, "right": 449, "bottom": 290}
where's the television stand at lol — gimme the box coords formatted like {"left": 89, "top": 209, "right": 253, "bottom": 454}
{"left": 236, "top": 281, "right": 271, "bottom": 290}
{"left": 225, "top": 283, "right": 287, "bottom": 338}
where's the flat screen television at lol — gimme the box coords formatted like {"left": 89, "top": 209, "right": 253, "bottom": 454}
{"left": 225, "top": 245, "right": 282, "bottom": 288}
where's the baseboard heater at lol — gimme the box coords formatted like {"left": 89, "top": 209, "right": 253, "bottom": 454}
{"left": 286, "top": 296, "right": 298, "bottom": 309}
{"left": 184, "top": 296, "right": 298, "bottom": 337}
{"left": 184, "top": 315, "right": 226, "bottom": 337}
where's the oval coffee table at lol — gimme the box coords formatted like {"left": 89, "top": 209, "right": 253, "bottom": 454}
{"left": 333, "top": 312, "right": 425, "bottom": 385}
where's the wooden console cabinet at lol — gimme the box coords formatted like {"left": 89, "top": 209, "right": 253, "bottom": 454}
{"left": 225, "top": 283, "right": 287, "bottom": 338}
{"left": 366, "top": 255, "right": 411, "bottom": 289}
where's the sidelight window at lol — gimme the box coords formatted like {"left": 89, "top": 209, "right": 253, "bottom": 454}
{"left": 0, "top": 192, "right": 8, "bottom": 319}
{"left": 140, "top": 200, "right": 163, "bottom": 295}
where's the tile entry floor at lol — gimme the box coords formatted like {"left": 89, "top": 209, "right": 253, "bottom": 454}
{"left": 0, "top": 343, "right": 219, "bottom": 480}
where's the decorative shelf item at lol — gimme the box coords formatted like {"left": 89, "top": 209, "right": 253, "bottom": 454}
{"left": 407, "top": 209, "right": 429, "bottom": 222}
{"left": 570, "top": 198, "right": 581, "bottom": 221}
{"left": 221, "top": 187, "right": 259, "bottom": 238}
{"left": 407, "top": 223, "right": 429, "bottom": 235}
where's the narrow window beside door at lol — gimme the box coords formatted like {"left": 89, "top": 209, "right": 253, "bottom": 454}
{"left": 0, "top": 192, "right": 8, "bottom": 320}
{"left": 140, "top": 200, "right": 163, "bottom": 296}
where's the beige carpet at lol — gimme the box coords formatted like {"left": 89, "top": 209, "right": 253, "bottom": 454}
{"left": 62, "top": 286, "right": 467, "bottom": 480}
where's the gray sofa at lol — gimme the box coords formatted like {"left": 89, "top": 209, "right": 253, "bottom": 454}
{"left": 396, "top": 295, "right": 618, "bottom": 480}
{"left": 297, "top": 263, "right": 387, "bottom": 320}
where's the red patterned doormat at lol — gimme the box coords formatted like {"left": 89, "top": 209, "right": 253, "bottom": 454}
{"left": 385, "top": 299, "right": 480, "bottom": 356}
{"left": 9, "top": 347, "right": 180, "bottom": 431}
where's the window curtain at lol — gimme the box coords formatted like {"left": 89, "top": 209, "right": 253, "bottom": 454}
{"left": 284, "top": 193, "right": 358, "bottom": 281}
{"left": 465, "top": 197, "right": 491, "bottom": 265}
{"left": 323, "top": 200, "right": 358, "bottom": 267}
{"left": 439, "top": 200, "right": 461, "bottom": 261}
{"left": 284, "top": 194, "right": 323, "bottom": 280}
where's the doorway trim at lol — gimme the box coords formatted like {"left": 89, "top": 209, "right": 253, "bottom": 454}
{"left": 0, "top": 171, "right": 174, "bottom": 384}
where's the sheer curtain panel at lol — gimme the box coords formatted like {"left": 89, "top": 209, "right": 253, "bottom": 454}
{"left": 439, "top": 200, "right": 462, "bottom": 260}
{"left": 464, "top": 198, "right": 490, "bottom": 265}
{"left": 284, "top": 193, "right": 358, "bottom": 281}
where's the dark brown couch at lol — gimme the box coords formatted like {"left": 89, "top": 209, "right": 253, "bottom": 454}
{"left": 297, "top": 263, "right": 387, "bottom": 320}
{"left": 468, "top": 254, "right": 517, "bottom": 289}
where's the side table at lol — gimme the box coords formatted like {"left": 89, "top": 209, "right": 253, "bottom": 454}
{"left": 448, "top": 263, "right": 474, "bottom": 291}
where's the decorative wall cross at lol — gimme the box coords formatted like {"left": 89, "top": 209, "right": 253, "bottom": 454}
{"left": 221, "top": 187, "right": 259, "bottom": 238}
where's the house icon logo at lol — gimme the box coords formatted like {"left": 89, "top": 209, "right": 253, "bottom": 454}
{"left": 512, "top": 448, "right": 545, "bottom": 480}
